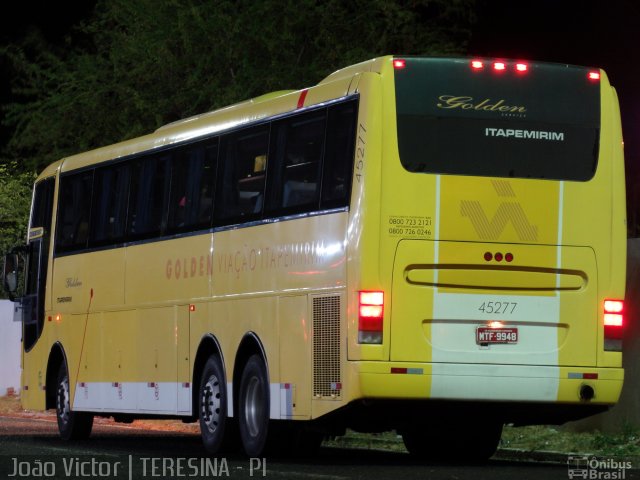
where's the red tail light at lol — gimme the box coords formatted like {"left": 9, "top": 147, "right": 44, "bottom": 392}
{"left": 393, "top": 59, "right": 406, "bottom": 70}
{"left": 604, "top": 299, "right": 624, "bottom": 351}
{"left": 358, "top": 291, "right": 384, "bottom": 344}
{"left": 588, "top": 71, "right": 601, "bottom": 81}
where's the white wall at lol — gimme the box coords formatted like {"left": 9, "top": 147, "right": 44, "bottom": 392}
{"left": 0, "top": 300, "right": 21, "bottom": 396}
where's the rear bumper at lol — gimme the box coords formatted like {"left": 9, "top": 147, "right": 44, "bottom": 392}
{"left": 356, "top": 361, "right": 623, "bottom": 405}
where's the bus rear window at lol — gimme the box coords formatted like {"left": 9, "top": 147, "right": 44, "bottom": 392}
{"left": 394, "top": 58, "right": 601, "bottom": 181}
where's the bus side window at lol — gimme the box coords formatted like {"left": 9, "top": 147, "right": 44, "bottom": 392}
{"left": 214, "top": 125, "right": 269, "bottom": 224}
{"left": 321, "top": 100, "right": 357, "bottom": 209}
{"left": 55, "top": 171, "right": 94, "bottom": 253}
{"left": 90, "top": 163, "right": 130, "bottom": 246}
{"left": 267, "top": 110, "right": 325, "bottom": 214}
{"left": 127, "top": 154, "right": 171, "bottom": 240}
{"left": 167, "top": 141, "right": 217, "bottom": 233}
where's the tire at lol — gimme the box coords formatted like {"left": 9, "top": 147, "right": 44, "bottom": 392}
{"left": 238, "top": 355, "right": 270, "bottom": 457}
{"left": 198, "top": 356, "right": 228, "bottom": 454}
{"left": 56, "top": 364, "right": 93, "bottom": 441}
{"left": 402, "top": 421, "right": 502, "bottom": 464}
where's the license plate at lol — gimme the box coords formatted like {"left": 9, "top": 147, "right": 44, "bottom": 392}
{"left": 476, "top": 327, "right": 518, "bottom": 344}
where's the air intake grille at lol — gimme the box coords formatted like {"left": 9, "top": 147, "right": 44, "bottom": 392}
{"left": 313, "top": 296, "right": 342, "bottom": 398}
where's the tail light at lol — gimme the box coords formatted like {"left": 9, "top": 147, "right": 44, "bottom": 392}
{"left": 393, "top": 59, "right": 406, "bottom": 70}
{"left": 358, "top": 291, "right": 384, "bottom": 344}
{"left": 588, "top": 71, "right": 601, "bottom": 81}
{"left": 604, "top": 299, "right": 624, "bottom": 351}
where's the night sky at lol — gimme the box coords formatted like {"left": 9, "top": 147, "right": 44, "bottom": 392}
{"left": 1, "top": 0, "right": 639, "bottom": 174}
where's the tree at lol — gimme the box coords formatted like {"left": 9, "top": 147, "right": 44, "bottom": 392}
{"left": 1, "top": 0, "right": 477, "bottom": 173}
{"left": 0, "top": 0, "right": 476, "bottom": 288}
{"left": 0, "top": 161, "right": 32, "bottom": 297}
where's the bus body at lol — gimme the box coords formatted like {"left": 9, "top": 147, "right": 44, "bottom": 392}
{"left": 5, "top": 56, "right": 626, "bottom": 459}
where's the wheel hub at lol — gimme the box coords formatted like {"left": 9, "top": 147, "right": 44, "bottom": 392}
{"left": 57, "top": 376, "right": 71, "bottom": 424}
{"left": 201, "top": 376, "right": 221, "bottom": 433}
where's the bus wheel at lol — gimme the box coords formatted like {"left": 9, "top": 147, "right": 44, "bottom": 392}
{"left": 238, "top": 354, "right": 270, "bottom": 457}
{"left": 56, "top": 364, "right": 93, "bottom": 441}
{"left": 199, "top": 356, "right": 227, "bottom": 454}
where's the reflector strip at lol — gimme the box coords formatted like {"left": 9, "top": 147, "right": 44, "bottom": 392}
{"left": 568, "top": 372, "right": 599, "bottom": 380}
{"left": 391, "top": 368, "right": 424, "bottom": 375}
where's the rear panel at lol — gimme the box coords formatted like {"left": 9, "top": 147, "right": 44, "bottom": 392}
{"left": 352, "top": 56, "right": 625, "bottom": 407}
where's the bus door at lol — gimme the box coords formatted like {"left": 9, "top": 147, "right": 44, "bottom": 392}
{"left": 19, "top": 178, "right": 55, "bottom": 353}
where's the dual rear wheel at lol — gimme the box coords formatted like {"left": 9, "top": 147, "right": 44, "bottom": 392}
{"left": 199, "top": 353, "right": 321, "bottom": 457}
{"left": 198, "top": 353, "right": 270, "bottom": 456}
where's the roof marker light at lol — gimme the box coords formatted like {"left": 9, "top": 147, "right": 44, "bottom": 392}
{"left": 493, "top": 62, "right": 506, "bottom": 71}
{"left": 515, "top": 63, "right": 528, "bottom": 72}
{"left": 588, "top": 71, "right": 601, "bottom": 81}
{"left": 393, "top": 59, "right": 406, "bottom": 69}
{"left": 471, "top": 60, "right": 484, "bottom": 70}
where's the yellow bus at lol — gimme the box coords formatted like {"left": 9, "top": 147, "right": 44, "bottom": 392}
{"left": 3, "top": 55, "right": 626, "bottom": 461}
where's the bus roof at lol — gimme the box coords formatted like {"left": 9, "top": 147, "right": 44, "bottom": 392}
{"left": 38, "top": 54, "right": 608, "bottom": 183}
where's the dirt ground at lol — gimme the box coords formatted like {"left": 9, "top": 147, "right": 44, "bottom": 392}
{"left": 0, "top": 395, "right": 200, "bottom": 434}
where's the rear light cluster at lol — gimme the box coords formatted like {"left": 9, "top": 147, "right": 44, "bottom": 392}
{"left": 358, "top": 291, "right": 384, "bottom": 344}
{"left": 604, "top": 299, "right": 624, "bottom": 351}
